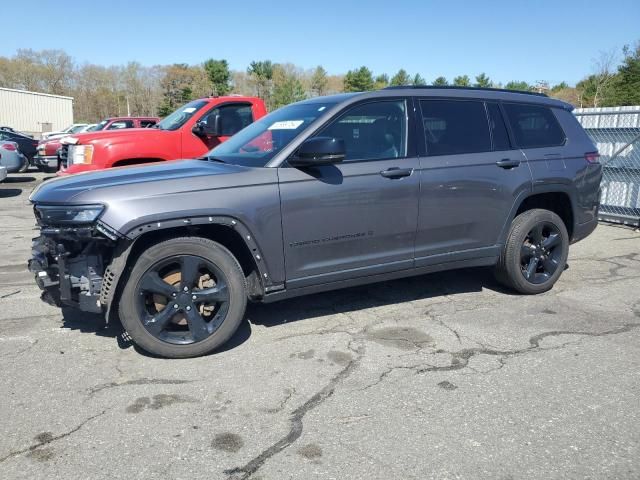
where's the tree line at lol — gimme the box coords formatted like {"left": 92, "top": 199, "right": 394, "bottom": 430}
{"left": 0, "top": 41, "right": 638, "bottom": 123}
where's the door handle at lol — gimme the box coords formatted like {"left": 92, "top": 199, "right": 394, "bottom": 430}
{"left": 495, "top": 159, "right": 520, "bottom": 169}
{"left": 380, "top": 167, "right": 413, "bottom": 179}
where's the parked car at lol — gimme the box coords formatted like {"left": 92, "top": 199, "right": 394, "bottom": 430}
{"left": 57, "top": 98, "right": 264, "bottom": 175}
{"left": 41, "top": 124, "right": 89, "bottom": 140}
{"left": 0, "top": 126, "right": 33, "bottom": 137}
{"left": 28, "top": 86, "right": 602, "bottom": 358}
{"left": 89, "top": 116, "right": 160, "bottom": 132}
{"left": 0, "top": 165, "right": 6, "bottom": 182}
{"left": 36, "top": 118, "right": 159, "bottom": 172}
{"left": 0, "top": 141, "right": 28, "bottom": 173}
{"left": 0, "top": 129, "right": 38, "bottom": 171}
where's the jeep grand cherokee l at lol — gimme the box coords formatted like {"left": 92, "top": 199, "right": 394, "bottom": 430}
{"left": 28, "top": 87, "right": 602, "bottom": 358}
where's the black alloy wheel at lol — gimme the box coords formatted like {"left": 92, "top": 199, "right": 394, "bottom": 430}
{"left": 136, "top": 254, "right": 230, "bottom": 344}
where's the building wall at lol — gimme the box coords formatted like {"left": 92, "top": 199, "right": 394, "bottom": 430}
{"left": 0, "top": 87, "right": 74, "bottom": 137}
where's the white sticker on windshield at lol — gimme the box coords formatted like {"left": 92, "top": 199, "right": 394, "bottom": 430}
{"left": 268, "top": 120, "right": 304, "bottom": 130}
{"left": 183, "top": 107, "right": 197, "bottom": 113}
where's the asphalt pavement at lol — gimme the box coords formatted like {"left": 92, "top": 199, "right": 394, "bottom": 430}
{"left": 1, "top": 171, "right": 639, "bottom": 480}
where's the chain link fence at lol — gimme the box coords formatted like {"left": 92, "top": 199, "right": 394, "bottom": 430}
{"left": 574, "top": 107, "right": 640, "bottom": 227}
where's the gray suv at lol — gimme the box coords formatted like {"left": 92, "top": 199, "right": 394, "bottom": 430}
{"left": 28, "top": 87, "right": 602, "bottom": 358}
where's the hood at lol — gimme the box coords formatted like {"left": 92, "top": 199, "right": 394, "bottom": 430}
{"left": 29, "top": 159, "right": 258, "bottom": 205}
{"left": 67, "top": 128, "right": 164, "bottom": 146}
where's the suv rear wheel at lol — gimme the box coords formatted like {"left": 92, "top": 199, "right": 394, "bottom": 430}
{"left": 118, "top": 237, "right": 247, "bottom": 358}
{"left": 495, "top": 209, "right": 569, "bottom": 294}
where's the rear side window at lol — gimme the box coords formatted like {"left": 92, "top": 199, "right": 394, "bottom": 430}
{"left": 503, "top": 103, "right": 565, "bottom": 148}
{"left": 420, "top": 100, "right": 491, "bottom": 156}
{"left": 486, "top": 103, "right": 511, "bottom": 151}
{"left": 108, "top": 120, "right": 134, "bottom": 130}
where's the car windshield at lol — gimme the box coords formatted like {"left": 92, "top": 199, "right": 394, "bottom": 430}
{"left": 206, "top": 102, "right": 335, "bottom": 167}
{"left": 156, "top": 100, "right": 209, "bottom": 131}
{"left": 91, "top": 120, "right": 108, "bottom": 132}
{"left": 69, "top": 125, "right": 86, "bottom": 133}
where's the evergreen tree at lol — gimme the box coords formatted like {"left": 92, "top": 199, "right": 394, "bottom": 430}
{"left": 412, "top": 73, "right": 426, "bottom": 86}
{"left": 453, "top": 75, "right": 471, "bottom": 86}
{"left": 432, "top": 76, "right": 448, "bottom": 86}
{"left": 474, "top": 73, "right": 492, "bottom": 88}
{"left": 310, "top": 66, "right": 328, "bottom": 96}
{"left": 504, "top": 81, "right": 530, "bottom": 91}
{"left": 203, "top": 59, "right": 231, "bottom": 96}
{"left": 390, "top": 69, "right": 411, "bottom": 86}
{"left": 344, "top": 66, "right": 374, "bottom": 92}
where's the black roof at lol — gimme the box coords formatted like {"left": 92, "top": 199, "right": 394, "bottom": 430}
{"left": 383, "top": 85, "right": 547, "bottom": 97}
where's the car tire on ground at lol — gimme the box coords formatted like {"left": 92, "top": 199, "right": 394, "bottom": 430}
{"left": 17, "top": 157, "right": 29, "bottom": 173}
{"left": 118, "top": 237, "right": 247, "bottom": 358}
{"left": 495, "top": 208, "right": 569, "bottom": 295}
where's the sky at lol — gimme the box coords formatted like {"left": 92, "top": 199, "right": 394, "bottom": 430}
{"left": 3, "top": 0, "right": 639, "bottom": 86}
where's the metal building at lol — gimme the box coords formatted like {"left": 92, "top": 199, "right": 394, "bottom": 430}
{"left": 0, "top": 87, "right": 74, "bottom": 137}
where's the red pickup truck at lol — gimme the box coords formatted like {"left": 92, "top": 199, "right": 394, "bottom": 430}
{"left": 35, "top": 116, "right": 160, "bottom": 172}
{"left": 58, "top": 96, "right": 267, "bottom": 175}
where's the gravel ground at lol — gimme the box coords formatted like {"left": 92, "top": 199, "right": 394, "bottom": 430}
{"left": 1, "top": 171, "right": 639, "bottom": 480}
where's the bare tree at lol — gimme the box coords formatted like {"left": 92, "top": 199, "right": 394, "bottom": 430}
{"left": 591, "top": 49, "right": 617, "bottom": 107}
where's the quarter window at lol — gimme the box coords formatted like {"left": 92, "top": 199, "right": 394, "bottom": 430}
{"left": 503, "top": 103, "right": 565, "bottom": 148}
{"left": 108, "top": 120, "right": 134, "bottom": 130}
{"left": 315, "top": 100, "right": 407, "bottom": 161}
{"left": 420, "top": 100, "right": 491, "bottom": 156}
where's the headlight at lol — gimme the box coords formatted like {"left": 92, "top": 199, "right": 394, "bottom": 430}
{"left": 35, "top": 204, "right": 104, "bottom": 225}
{"left": 68, "top": 145, "right": 94, "bottom": 165}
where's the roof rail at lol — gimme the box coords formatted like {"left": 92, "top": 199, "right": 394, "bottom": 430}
{"left": 382, "top": 85, "right": 548, "bottom": 97}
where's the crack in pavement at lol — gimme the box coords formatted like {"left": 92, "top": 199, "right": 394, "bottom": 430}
{"left": 88, "top": 378, "right": 192, "bottom": 396}
{"left": 359, "top": 323, "right": 640, "bottom": 388}
{"left": 416, "top": 323, "right": 640, "bottom": 374}
{"left": 224, "top": 340, "right": 364, "bottom": 480}
{"left": 0, "top": 410, "right": 106, "bottom": 464}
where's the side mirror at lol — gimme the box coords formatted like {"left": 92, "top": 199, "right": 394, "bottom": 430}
{"left": 193, "top": 114, "right": 222, "bottom": 137}
{"left": 289, "top": 137, "right": 346, "bottom": 167}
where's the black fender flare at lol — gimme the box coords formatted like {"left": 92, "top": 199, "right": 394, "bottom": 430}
{"left": 100, "top": 215, "right": 278, "bottom": 320}
{"left": 497, "top": 182, "right": 578, "bottom": 246}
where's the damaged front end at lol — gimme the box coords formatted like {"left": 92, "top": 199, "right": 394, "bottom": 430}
{"left": 28, "top": 204, "right": 120, "bottom": 314}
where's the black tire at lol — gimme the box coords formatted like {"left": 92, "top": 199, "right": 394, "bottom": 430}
{"left": 495, "top": 209, "right": 569, "bottom": 294}
{"left": 118, "top": 237, "right": 247, "bottom": 358}
{"left": 17, "top": 157, "right": 29, "bottom": 173}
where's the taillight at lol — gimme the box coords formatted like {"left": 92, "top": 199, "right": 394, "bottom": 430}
{"left": 585, "top": 151, "right": 600, "bottom": 164}
{"left": 2, "top": 143, "right": 16, "bottom": 151}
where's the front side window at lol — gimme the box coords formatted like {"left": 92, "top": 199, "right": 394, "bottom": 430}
{"left": 312, "top": 100, "right": 407, "bottom": 162}
{"left": 140, "top": 120, "right": 157, "bottom": 128}
{"left": 503, "top": 103, "right": 565, "bottom": 148}
{"left": 207, "top": 101, "right": 336, "bottom": 167}
{"left": 200, "top": 104, "right": 254, "bottom": 136}
{"left": 421, "top": 99, "right": 491, "bottom": 156}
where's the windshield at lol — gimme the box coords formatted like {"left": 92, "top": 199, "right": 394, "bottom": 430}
{"left": 207, "top": 102, "right": 334, "bottom": 167}
{"left": 91, "top": 120, "right": 108, "bottom": 132}
{"left": 156, "top": 100, "right": 209, "bottom": 131}
{"left": 69, "top": 125, "right": 86, "bottom": 133}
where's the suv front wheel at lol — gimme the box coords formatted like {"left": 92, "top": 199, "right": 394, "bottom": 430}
{"left": 118, "top": 237, "right": 247, "bottom": 358}
{"left": 495, "top": 209, "right": 569, "bottom": 294}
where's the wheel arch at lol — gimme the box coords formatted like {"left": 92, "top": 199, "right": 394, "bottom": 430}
{"left": 101, "top": 216, "right": 274, "bottom": 322}
{"left": 111, "top": 158, "right": 166, "bottom": 168}
{"left": 499, "top": 184, "right": 577, "bottom": 244}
